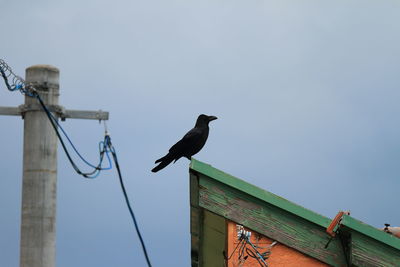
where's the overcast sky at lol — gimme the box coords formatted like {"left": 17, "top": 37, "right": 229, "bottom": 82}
{"left": 1, "top": 1, "right": 400, "bottom": 266}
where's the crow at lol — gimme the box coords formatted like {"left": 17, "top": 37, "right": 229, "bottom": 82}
{"left": 152, "top": 114, "right": 217, "bottom": 172}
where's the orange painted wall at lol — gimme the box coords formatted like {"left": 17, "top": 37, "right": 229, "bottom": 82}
{"left": 226, "top": 221, "right": 328, "bottom": 267}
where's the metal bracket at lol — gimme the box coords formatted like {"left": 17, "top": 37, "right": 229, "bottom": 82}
{"left": 18, "top": 104, "right": 64, "bottom": 119}
{"left": 326, "top": 211, "right": 350, "bottom": 238}
{"left": 325, "top": 211, "right": 350, "bottom": 249}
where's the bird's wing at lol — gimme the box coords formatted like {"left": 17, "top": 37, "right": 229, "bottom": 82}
{"left": 169, "top": 127, "right": 203, "bottom": 153}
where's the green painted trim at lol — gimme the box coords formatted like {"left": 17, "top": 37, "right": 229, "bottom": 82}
{"left": 197, "top": 174, "right": 347, "bottom": 266}
{"left": 350, "top": 231, "right": 400, "bottom": 267}
{"left": 190, "top": 158, "right": 400, "bottom": 267}
{"left": 190, "top": 173, "right": 227, "bottom": 267}
{"left": 190, "top": 159, "right": 331, "bottom": 228}
{"left": 341, "top": 214, "right": 400, "bottom": 251}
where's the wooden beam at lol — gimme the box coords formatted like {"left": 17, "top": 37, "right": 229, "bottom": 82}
{"left": 190, "top": 173, "right": 227, "bottom": 267}
{"left": 201, "top": 210, "right": 226, "bottom": 267}
{"left": 341, "top": 215, "right": 400, "bottom": 250}
{"left": 190, "top": 173, "right": 202, "bottom": 267}
{"left": 190, "top": 159, "right": 331, "bottom": 228}
{"left": 350, "top": 231, "right": 400, "bottom": 267}
{"left": 195, "top": 173, "right": 348, "bottom": 267}
{"left": 190, "top": 159, "right": 400, "bottom": 267}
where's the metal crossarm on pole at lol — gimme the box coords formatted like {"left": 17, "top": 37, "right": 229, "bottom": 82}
{"left": 0, "top": 64, "right": 109, "bottom": 267}
{"left": 0, "top": 105, "right": 109, "bottom": 120}
{"left": 0, "top": 106, "right": 20, "bottom": 116}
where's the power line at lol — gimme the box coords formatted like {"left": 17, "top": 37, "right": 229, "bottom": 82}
{"left": 1, "top": 59, "right": 152, "bottom": 267}
{"left": 230, "top": 227, "right": 276, "bottom": 267}
{"left": 36, "top": 93, "right": 111, "bottom": 178}
{"left": 38, "top": 93, "right": 152, "bottom": 265}
{"left": 0, "top": 59, "right": 36, "bottom": 96}
{"left": 109, "top": 140, "right": 153, "bottom": 267}
{"left": 1, "top": 59, "right": 111, "bottom": 177}
{"left": 38, "top": 93, "right": 152, "bottom": 266}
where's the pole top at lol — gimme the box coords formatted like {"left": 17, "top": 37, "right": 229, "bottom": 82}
{"left": 26, "top": 64, "right": 59, "bottom": 73}
{"left": 25, "top": 65, "right": 59, "bottom": 90}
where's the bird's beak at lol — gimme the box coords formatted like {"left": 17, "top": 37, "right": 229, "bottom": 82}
{"left": 208, "top": 115, "right": 218, "bottom": 121}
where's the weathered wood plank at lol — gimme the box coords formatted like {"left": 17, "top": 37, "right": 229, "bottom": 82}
{"left": 190, "top": 173, "right": 201, "bottom": 267}
{"left": 190, "top": 159, "right": 332, "bottom": 228}
{"left": 341, "top": 215, "right": 400, "bottom": 250}
{"left": 350, "top": 231, "right": 400, "bottom": 267}
{"left": 197, "top": 174, "right": 347, "bottom": 267}
{"left": 202, "top": 210, "right": 226, "bottom": 267}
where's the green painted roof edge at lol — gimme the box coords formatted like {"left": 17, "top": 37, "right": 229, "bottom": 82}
{"left": 190, "top": 158, "right": 331, "bottom": 228}
{"left": 341, "top": 214, "right": 400, "bottom": 250}
{"left": 190, "top": 159, "right": 400, "bottom": 252}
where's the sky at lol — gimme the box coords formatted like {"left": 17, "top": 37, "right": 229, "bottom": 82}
{"left": 1, "top": 0, "right": 400, "bottom": 266}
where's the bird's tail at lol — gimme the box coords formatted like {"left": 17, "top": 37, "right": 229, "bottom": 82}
{"left": 152, "top": 154, "right": 174, "bottom": 172}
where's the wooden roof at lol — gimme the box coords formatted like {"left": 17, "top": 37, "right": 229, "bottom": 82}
{"left": 189, "top": 158, "right": 400, "bottom": 267}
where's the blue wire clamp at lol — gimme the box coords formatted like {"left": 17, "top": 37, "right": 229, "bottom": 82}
{"left": 16, "top": 84, "right": 22, "bottom": 89}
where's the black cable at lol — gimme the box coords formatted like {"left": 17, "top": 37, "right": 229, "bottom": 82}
{"left": 226, "top": 239, "right": 245, "bottom": 260}
{"left": 246, "top": 247, "right": 268, "bottom": 267}
{"left": 2, "top": 60, "right": 152, "bottom": 266}
{"left": 0, "top": 67, "right": 12, "bottom": 90}
{"left": 38, "top": 93, "right": 152, "bottom": 265}
{"left": 1, "top": 60, "right": 109, "bottom": 177}
{"left": 0, "top": 60, "right": 35, "bottom": 96}
{"left": 238, "top": 239, "right": 247, "bottom": 261}
{"left": 35, "top": 93, "right": 107, "bottom": 178}
{"left": 246, "top": 247, "right": 267, "bottom": 267}
{"left": 108, "top": 139, "right": 152, "bottom": 267}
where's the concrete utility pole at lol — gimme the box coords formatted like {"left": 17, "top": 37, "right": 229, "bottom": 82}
{"left": 0, "top": 65, "right": 109, "bottom": 267}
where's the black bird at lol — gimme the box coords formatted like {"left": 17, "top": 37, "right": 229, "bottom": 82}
{"left": 152, "top": 114, "right": 217, "bottom": 172}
